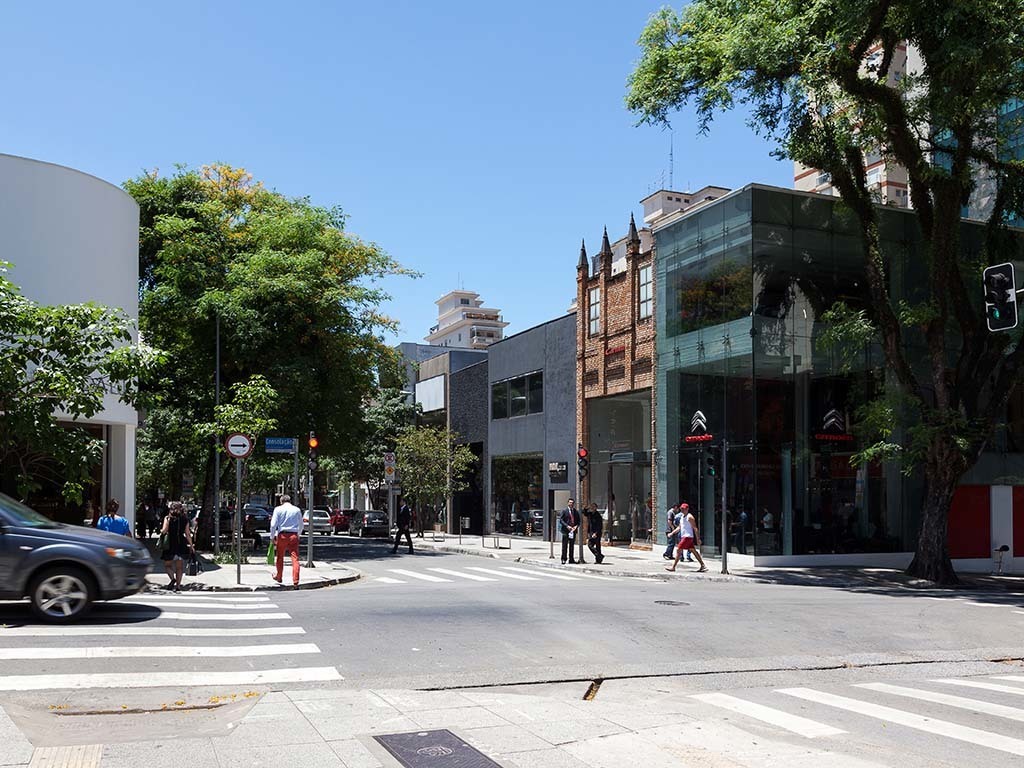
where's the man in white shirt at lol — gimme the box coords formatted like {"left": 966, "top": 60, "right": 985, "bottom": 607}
{"left": 270, "top": 495, "right": 304, "bottom": 586}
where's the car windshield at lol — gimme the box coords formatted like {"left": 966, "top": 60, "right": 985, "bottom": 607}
{"left": 313, "top": 510, "right": 330, "bottom": 519}
{"left": 0, "top": 492, "right": 60, "bottom": 528}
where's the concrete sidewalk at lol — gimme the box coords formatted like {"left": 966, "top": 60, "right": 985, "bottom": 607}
{"left": 143, "top": 555, "right": 360, "bottom": 592}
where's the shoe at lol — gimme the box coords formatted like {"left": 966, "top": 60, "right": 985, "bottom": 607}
{"left": 697, "top": 566, "right": 708, "bottom": 573}
{"left": 665, "top": 567, "right": 676, "bottom": 572}
{"left": 597, "top": 557, "right": 604, "bottom": 564}
{"left": 569, "top": 560, "right": 577, "bottom": 564}
{"left": 561, "top": 560, "right": 566, "bottom": 564}
{"left": 271, "top": 575, "right": 282, "bottom": 584}
{"left": 173, "top": 584, "right": 180, "bottom": 593}
{"left": 662, "top": 554, "right": 671, "bottom": 560}
{"left": 293, "top": 582, "right": 300, "bottom": 588}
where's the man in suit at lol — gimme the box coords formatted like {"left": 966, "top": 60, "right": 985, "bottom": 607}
{"left": 392, "top": 500, "right": 414, "bottom": 555}
{"left": 586, "top": 503, "right": 604, "bottom": 564}
{"left": 559, "top": 499, "right": 580, "bottom": 564}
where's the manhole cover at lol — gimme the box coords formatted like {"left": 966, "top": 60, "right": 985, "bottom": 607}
{"left": 374, "top": 729, "right": 501, "bottom": 767}
{"left": 655, "top": 600, "right": 690, "bottom": 606}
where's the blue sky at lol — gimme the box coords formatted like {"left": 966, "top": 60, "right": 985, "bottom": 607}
{"left": 1, "top": 1, "right": 790, "bottom": 343}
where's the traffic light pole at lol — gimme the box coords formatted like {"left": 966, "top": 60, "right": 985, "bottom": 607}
{"left": 305, "top": 467, "right": 315, "bottom": 568}
{"left": 720, "top": 438, "right": 728, "bottom": 575}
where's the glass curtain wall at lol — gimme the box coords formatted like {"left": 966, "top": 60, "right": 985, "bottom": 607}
{"left": 491, "top": 455, "right": 543, "bottom": 535}
{"left": 656, "top": 186, "right": 937, "bottom": 558}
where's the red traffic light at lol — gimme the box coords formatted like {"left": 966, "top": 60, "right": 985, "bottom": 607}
{"left": 577, "top": 447, "right": 588, "bottom": 459}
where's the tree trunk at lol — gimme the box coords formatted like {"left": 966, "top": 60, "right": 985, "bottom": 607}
{"left": 196, "top": 445, "right": 216, "bottom": 550}
{"left": 906, "top": 450, "right": 961, "bottom": 585}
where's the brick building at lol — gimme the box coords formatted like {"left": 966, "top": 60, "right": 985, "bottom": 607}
{"left": 575, "top": 214, "right": 657, "bottom": 547}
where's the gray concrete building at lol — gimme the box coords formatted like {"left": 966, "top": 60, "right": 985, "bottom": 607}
{"left": 486, "top": 313, "right": 577, "bottom": 538}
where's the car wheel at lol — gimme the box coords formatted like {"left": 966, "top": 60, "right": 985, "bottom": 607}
{"left": 29, "top": 566, "right": 94, "bottom": 623}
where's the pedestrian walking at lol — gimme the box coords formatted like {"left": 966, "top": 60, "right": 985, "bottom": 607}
{"left": 559, "top": 499, "right": 580, "bottom": 564}
{"left": 96, "top": 499, "right": 132, "bottom": 538}
{"left": 159, "top": 501, "right": 194, "bottom": 591}
{"left": 144, "top": 502, "right": 159, "bottom": 537}
{"left": 392, "top": 500, "right": 414, "bottom": 554}
{"left": 662, "top": 502, "right": 680, "bottom": 559}
{"left": 586, "top": 503, "right": 604, "bottom": 564}
{"left": 270, "top": 494, "right": 304, "bottom": 587}
{"left": 666, "top": 505, "right": 707, "bottom": 572}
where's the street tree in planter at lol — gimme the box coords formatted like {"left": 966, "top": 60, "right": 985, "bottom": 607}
{"left": 627, "top": 0, "right": 1024, "bottom": 583}
{"left": 394, "top": 426, "right": 476, "bottom": 532}
{"left": 341, "top": 388, "right": 420, "bottom": 510}
{"left": 0, "top": 262, "right": 160, "bottom": 503}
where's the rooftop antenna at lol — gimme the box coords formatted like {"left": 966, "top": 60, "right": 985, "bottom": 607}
{"left": 669, "top": 131, "right": 674, "bottom": 190}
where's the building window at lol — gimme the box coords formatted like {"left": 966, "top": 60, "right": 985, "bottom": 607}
{"left": 816, "top": 171, "right": 831, "bottom": 186}
{"left": 460, "top": 298, "right": 470, "bottom": 305}
{"left": 588, "top": 287, "right": 601, "bottom": 336}
{"left": 638, "top": 264, "right": 652, "bottom": 319}
{"left": 491, "top": 382, "right": 508, "bottom": 419}
{"left": 491, "top": 371, "right": 543, "bottom": 420}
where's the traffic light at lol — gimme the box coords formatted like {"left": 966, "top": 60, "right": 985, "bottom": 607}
{"left": 308, "top": 431, "right": 319, "bottom": 472}
{"left": 706, "top": 454, "right": 717, "bottom": 477}
{"left": 577, "top": 444, "right": 589, "bottom": 480}
{"left": 984, "top": 262, "right": 1018, "bottom": 332}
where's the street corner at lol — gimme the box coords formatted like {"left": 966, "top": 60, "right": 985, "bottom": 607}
{"left": 143, "top": 564, "right": 362, "bottom": 593}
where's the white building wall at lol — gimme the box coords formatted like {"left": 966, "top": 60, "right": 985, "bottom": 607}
{"left": 0, "top": 154, "right": 140, "bottom": 525}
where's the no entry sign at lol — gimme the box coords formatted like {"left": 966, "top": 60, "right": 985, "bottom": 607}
{"left": 224, "top": 433, "right": 254, "bottom": 459}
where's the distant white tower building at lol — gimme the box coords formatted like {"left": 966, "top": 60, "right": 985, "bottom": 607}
{"left": 425, "top": 290, "right": 508, "bottom": 349}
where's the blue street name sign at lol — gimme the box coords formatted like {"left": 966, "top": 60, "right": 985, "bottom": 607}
{"left": 265, "top": 437, "right": 298, "bottom": 454}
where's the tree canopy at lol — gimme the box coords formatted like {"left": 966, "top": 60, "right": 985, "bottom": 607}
{"left": 126, "top": 165, "right": 409, "bottom": 529}
{"left": 628, "top": 0, "right": 1024, "bottom": 582}
{"left": 394, "top": 426, "right": 477, "bottom": 526}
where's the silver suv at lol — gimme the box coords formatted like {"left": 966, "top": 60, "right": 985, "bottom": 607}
{"left": 0, "top": 492, "right": 152, "bottom": 622}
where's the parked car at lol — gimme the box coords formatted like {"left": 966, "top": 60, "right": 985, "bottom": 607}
{"left": 303, "top": 508, "right": 333, "bottom": 535}
{"left": 349, "top": 510, "right": 389, "bottom": 538}
{"left": 330, "top": 508, "right": 354, "bottom": 534}
{"left": 528, "top": 509, "right": 545, "bottom": 536}
{"left": 242, "top": 505, "right": 271, "bottom": 536}
{"left": 0, "top": 491, "right": 152, "bottom": 623}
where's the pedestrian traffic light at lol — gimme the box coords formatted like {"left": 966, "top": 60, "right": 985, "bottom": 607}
{"left": 308, "top": 431, "right": 319, "bottom": 472}
{"left": 706, "top": 454, "right": 717, "bottom": 477}
{"left": 577, "top": 444, "right": 589, "bottom": 480}
{"left": 983, "top": 262, "right": 1018, "bottom": 332}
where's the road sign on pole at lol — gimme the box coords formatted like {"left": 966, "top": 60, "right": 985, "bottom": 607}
{"left": 225, "top": 433, "right": 254, "bottom": 460}
{"left": 265, "top": 437, "right": 298, "bottom": 454}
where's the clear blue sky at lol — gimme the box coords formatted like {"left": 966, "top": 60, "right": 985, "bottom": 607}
{"left": 1, "top": 0, "right": 790, "bottom": 343}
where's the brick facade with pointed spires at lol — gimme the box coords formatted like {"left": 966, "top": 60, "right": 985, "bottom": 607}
{"left": 575, "top": 214, "right": 657, "bottom": 546}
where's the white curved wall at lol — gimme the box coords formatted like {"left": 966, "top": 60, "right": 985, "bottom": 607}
{"left": 0, "top": 154, "right": 139, "bottom": 514}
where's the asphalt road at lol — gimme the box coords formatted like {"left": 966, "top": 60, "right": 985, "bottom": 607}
{"left": 0, "top": 535, "right": 1022, "bottom": 766}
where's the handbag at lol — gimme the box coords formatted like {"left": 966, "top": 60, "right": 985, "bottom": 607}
{"left": 156, "top": 532, "right": 168, "bottom": 552}
{"left": 185, "top": 554, "right": 199, "bottom": 576}
{"left": 266, "top": 538, "right": 276, "bottom": 565}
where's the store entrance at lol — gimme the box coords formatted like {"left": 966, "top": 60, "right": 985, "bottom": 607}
{"left": 606, "top": 456, "right": 651, "bottom": 545}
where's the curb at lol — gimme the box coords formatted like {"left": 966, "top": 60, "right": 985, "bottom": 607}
{"left": 144, "top": 568, "right": 362, "bottom": 593}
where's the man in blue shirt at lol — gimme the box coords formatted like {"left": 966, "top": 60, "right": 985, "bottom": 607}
{"left": 96, "top": 499, "right": 132, "bottom": 537}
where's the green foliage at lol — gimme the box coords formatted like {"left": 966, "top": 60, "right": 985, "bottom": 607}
{"left": 125, "top": 164, "right": 412, "bottom": 507}
{"left": 394, "top": 427, "right": 477, "bottom": 518}
{"left": 0, "top": 263, "right": 161, "bottom": 501}
{"left": 340, "top": 389, "right": 419, "bottom": 496}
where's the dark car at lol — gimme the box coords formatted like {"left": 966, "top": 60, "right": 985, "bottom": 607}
{"left": 0, "top": 492, "right": 152, "bottom": 623}
{"left": 330, "top": 508, "right": 353, "bottom": 534}
{"left": 242, "top": 505, "right": 271, "bottom": 535}
{"left": 528, "top": 509, "right": 545, "bottom": 536}
{"left": 349, "top": 510, "right": 389, "bottom": 537}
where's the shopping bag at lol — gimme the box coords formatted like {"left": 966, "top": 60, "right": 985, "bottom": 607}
{"left": 266, "top": 538, "right": 276, "bottom": 565}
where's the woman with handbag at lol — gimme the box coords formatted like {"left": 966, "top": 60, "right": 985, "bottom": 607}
{"left": 159, "top": 501, "right": 194, "bottom": 592}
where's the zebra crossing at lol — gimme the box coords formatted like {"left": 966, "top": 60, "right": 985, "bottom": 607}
{"left": 367, "top": 564, "right": 622, "bottom": 587}
{"left": 692, "top": 673, "right": 1024, "bottom": 759}
{"left": 0, "top": 590, "right": 341, "bottom": 692}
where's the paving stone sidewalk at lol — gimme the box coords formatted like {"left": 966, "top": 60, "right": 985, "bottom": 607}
{"left": 143, "top": 555, "right": 360, "bottom": 592}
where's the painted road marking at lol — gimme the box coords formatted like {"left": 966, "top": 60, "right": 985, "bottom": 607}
{"left": 388, "top": 569, "right": 451, "bottom": 583}
{"left": 375, "top": 577, "right": 406, "bottom": 584}
{"left": 691, "top": 692, "right": 845, "bottom": 738}
{"left": 857, "top": 682, "right": 1024, "bottom": 722}
{"left": 779, "top": 687, "right": 1024, "bottom": 757}
{"left": 0, "top": 666, "right": 342, "bottom": 691}
{"left": 464, "top": 567, "right": 538, "bottom": 581}
{"left": 427, "top": 568, "right": 496, "bottom": 582}
{"left": 937, "top": 679, "right": 1024, "bottom": 697}
{"left": 505, "top": 568, "right": 580, "bottom": 581}
{"left": 0, "top": 626, "right": 305, "bottom": 637}
{"left": 120, "top": 594, "right": 272, "bottom": 603}
{"left": 0, "top": 643, "right": 320, "bottom": 660}
{"left": 110, "top": 601, "right": 279, "bottom": 610}
{"left": 993, "top": 676, "right": 1024, "bottom": 684}
{"left": 86, "top": 611, "right": 291, "bottom": 622}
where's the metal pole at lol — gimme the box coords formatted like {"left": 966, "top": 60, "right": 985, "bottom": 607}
{"left": 292, "top": 438, "right": 299, "bottom": 501}
{"left": 235, "top": 457, "right": 242, "bottom": 584}
{"left": 305, "top": 468, "right": 315, "bottom": 567}
{"left": 721, "top": 334, "right": 729, "bottom": 575}
{"left": 214, "top": 313, "right": 221, "bottom": 555}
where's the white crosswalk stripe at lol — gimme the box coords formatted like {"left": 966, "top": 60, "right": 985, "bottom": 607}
{"left": 936, "top": 678, "right": 1024, "bottom": 696}
{"left": 388, "top": 569, "right": 451, "bottom": 582}
{"left": 691, "top": 692, "right": 845, "bottom": 738}
{"left": 0, "top": 591, "right": 340, "bottom": 692}
{"left": 778, "top": 686, "right": 1024, "bottom": 757}
{"left": 502, "top": 567, "right": 580, "bottom": 581}
{"left": 465, "top": 567, "right": 538, "bottom": 580}
{"left": 375, "top": 576, "right": 406, "bottom": 584}
{"left": 369, "top": 565, "right": 621, "bottom": 586}
{"left": 427, "top": 568, "right": 496, "bottom": 581}
{"left": 855, "top": 682, "right": 1024, "bottom": 723}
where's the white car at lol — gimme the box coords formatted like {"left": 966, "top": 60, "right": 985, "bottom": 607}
{"left": 302, "top": 508, "right": 333, "bottom": 535}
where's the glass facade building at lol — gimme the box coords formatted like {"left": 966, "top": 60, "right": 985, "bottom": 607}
{"left": 654, "top": 184, "right": 1023, "bottom": 561}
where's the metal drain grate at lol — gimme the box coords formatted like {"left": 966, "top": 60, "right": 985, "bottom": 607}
{"left": 654, "top": 600, "right": 690, "bottom": 606}
{"left": 374, "top": 729, "right": 501, "bottom": 767}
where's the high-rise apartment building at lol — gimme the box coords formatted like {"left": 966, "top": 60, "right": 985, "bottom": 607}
{"left": 425, "top": 290, "right": 508, "bottom": 349}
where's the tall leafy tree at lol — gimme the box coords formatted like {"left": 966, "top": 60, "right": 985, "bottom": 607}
{"left": 628, "top": 0, "right": 1024, "bottom": 582}
{"left": 0, "top": 263, "right": 159, "bottom": 502}
{"left": 394, "top": 426, "right": 476, "bottom": 528}
{"left": 341, "top": 388, "right": 419, "bottom": 509}
{"left": 126, "top": 165, "right": 408, "bottom": 543}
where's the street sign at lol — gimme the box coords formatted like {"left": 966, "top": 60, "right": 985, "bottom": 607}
{"left": 383, "top": 452, "right": 396, "bottom": 468}
{"left": 224, "top": 433, "right": 254, "bottom": 459}
{"left": 265, "top": 436, "right": 298, "bottom": 454}
{"left": 384, "top": 464, "right": 397, "bottom": 483}
{"left": 181, "top": 469, "right": 194, "bottom": 494}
